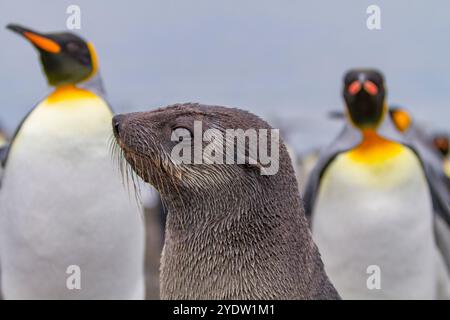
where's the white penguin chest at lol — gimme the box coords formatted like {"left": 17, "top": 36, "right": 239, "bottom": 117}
{"left": 1, "top": 92, "right": 126, "bottom": 232}
{"left": 4, "top": 94, "right": 114, "bottom": 196}
{"left": 312, "top": 147, "right": 438, "bottom": 299}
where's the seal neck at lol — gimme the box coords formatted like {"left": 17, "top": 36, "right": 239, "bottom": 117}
{"left": 163, "top": 172, "right": 292, "bottom": 236}
{"left": 159, "top": 168, "right": 336, "bottom": 298}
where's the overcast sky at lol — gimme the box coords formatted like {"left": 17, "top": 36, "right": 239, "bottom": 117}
{"left": 0, "top": 0, "right": 449, "bottom": 151}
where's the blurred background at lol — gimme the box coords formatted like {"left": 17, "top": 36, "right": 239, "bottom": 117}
{"left": 0, "top": 0, "right": 449, "bottom": 153}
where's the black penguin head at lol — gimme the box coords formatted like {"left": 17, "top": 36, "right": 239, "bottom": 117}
{"left": 343, "top": 69, "right": 386, "bottom": 130}
{"left": 432, "top": 134, "right": 449, "bottom": 157}
{"left": 6, "top": 24, "right": 98, "bottom": 87}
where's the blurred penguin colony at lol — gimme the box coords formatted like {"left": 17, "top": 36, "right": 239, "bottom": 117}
{"left": 0, "top": 24, "right": 449, "bottom": 300}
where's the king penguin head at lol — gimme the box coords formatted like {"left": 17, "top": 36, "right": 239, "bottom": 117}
{"left": 389, "top": 106, "right": 412, "bottom": 133}
{"left": 6, "top": 24, "right": 98, "bottom": 87}
{"left": 343, "top": 69, "right": 386, "bottom": 131}
{"left": 432, "top": 134, "right": 449, "bottom": 157}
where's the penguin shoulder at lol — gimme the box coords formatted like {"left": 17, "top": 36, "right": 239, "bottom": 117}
{"left": 322, "top": 141, "right": 426, "bottom": 189}
{"left": 346, "top": 135, "right": 404, "bottom": 164}
{"left": 31, "top": 86, "right": 112, "bottom": 129}
{"left": 42, "top": 85, "right": 109, "bottom": 110}
{"left": 10, "top": 86, "right": 112, "bottom": 152}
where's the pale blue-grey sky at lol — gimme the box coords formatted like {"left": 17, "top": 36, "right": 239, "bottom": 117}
{"left": 0, "top": 0, "right": 449, "bottom": 152}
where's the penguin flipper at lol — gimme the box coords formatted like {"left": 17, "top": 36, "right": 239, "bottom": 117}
{"left": 427, "top": 166, "right": 450, "bottom": 226}
{"left": 0, "top": 145, "right": 9, "bottom": 168}
{"left": 379, "top": 118, "right": 450, "bottom": 234}
{"left": 435, "top": 214, "right": 450, "bottom": 273}
{"left": 404, "top": 125, "right": 450, "bottom": 226}
{"left": 1, "top": 102, "right": 39, "bottom": 169}
{"left": 400, "top": 125, "right": 450, "bottom": 271}
{"left": 0, "top": 144, "right": 9, "bottom": 186}
{"left": 429, "top": 169, "right": 450, "bottom": 272}
{"left": 303, "top": 124, "right": 361, "bottom": 220}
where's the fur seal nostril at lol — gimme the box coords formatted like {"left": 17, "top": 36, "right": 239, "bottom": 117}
{"left": 114, "top": 103, "right": 340, "bottom": 300}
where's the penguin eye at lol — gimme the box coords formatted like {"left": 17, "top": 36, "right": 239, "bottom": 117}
{"left": 364, "top": 81, "right": 378, "bottom": 96}
{"left": 66, "top": 42, "right": 81, "bottom": 53}
{"left": 348, "top": 81, "right": 361, "bottom": 95}
{"left": 66, "top": 42, "right": 90, "bottom": 65}
{"left": 171, "top": 127, "right": 193, "bottom": 141}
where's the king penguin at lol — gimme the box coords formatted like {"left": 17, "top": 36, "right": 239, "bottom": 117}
{"left": 0, "top": 24, "right": 145, "bottom": 299}
{"left": 303, "top": 69, "right": 450, "bottom": 299}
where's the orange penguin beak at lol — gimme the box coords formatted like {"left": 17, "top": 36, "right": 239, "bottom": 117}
{"left": 6, "top": 24, "right": 61, "bottom": 53}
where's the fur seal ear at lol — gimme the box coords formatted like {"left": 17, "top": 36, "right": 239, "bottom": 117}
{"left": 241, "top": 158, "right": 264, "bottom": 173}
{"left": 237, "top": 146, "right": 276, "bottom": 176}
{"left": 224, "top": 126, "right": 280, "bottom": 176}
{"left": 231, "top": 138, "right": 264, "bottom": 174}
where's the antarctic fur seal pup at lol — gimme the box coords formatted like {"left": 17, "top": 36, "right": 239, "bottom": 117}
{"left": 112, "top": 103, "right": 340, "bottom": 300}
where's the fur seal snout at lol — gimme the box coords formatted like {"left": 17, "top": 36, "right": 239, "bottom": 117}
{"left": 113, "top": 103, "right": 340, "bottom": 300}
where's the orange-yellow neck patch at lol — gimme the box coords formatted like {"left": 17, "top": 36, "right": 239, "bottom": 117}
{"left": 46, "top": 84, "right": 97, "bottom": 105}
{"left": 348, "top": 129, "right": 404, "bottom": 164}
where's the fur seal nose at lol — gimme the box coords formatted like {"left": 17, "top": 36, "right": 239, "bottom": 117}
{"left": 112, "top": 115, "right": 124, "bottom": 137}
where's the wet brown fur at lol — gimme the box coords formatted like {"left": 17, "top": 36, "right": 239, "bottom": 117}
{"left": 112, "top": 103, "right": 340, "bottom": 300}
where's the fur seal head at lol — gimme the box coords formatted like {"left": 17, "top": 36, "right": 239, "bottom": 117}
{"left": 113, "top": 103, "right": 339, "bottom": 299}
